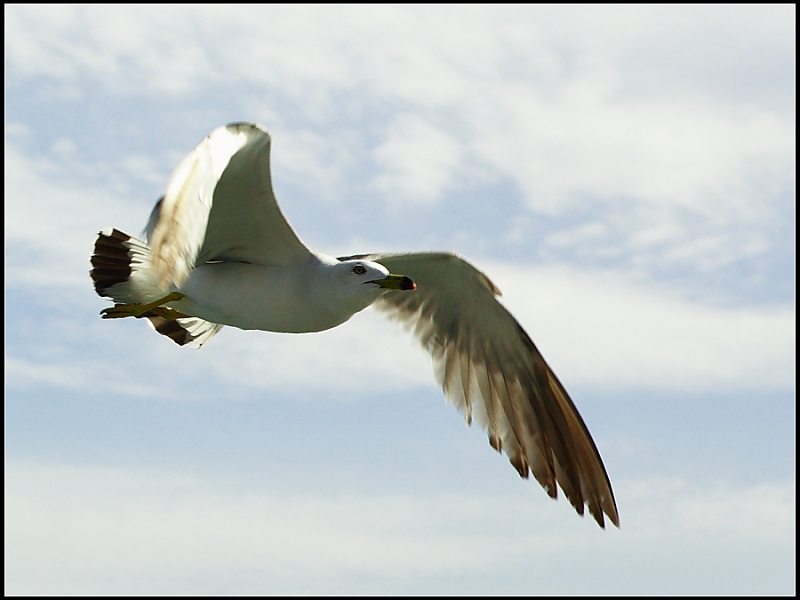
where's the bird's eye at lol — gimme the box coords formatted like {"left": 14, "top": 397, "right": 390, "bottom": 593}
{"left": 352, "top": 265, "right": 367, "bottom": 275}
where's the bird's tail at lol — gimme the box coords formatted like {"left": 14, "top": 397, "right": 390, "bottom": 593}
{"left": 89, "top": 228, "right": 223, "bottom": 348}
{"left": 90, "top": 228, "right": 164, "bottom": 304}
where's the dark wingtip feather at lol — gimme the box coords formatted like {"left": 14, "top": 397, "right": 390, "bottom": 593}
{"left": 143, "top": 314, "right": 192, "bottom": 346}
{"left": 513, "top": 322, "right": 619, "bottom": 528}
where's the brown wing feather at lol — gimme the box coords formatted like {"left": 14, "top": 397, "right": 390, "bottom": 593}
{"left": 368, "top": 252, "right": 619, "bottom": 528}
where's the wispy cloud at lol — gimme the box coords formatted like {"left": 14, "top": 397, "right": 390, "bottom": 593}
{"left": 7, "top": 6, "right": 793, "bottom": 210}
{"left": 5, "top": 460, "right": 795, "bottom": 594}
{"left": 486, "top": 262, "right": 795, "bottom": 392}
{"left": 372, "top": 115, "right": 462, "bottom": 205}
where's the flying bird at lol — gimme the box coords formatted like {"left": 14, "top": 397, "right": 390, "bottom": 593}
{"left": 90, "top": 122, "right": 619, "bottom": 528}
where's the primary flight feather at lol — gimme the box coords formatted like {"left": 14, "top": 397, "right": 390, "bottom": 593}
{"left": 90, "top": 122, "right": 618, "bottom": 528}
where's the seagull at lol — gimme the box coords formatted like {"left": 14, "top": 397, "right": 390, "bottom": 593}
{"left": 90, "top": 122, "right": 619, "bottom": 528}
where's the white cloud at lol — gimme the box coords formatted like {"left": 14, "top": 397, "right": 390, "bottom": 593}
{"left": 267, "top": 126, "right": 357, "bottom": 204}
{"left": 5, "top": 460, "right": 795, "bottom": 594}
{"left": 6, "top": 6, "right": 792, "bottom": 212}
{"left": 4, "top": 6, "right": 793, "bottom": 279}
{"left": 372, "top": 115, "right": 462, "bottom": 205}
{"left": 474, "top": 93, "right": 792, "bottom": 217}
{"left": 483, "top": 262, "right": 795, "bottom": 392}
{"left": 5, "top": 354, "right": 169, "bottom": 399}
{"left": 189, "top": 309, "right": 434, "bottom": 395}
{"left": 4, "top": 5, "right": 215, "bottom": 95}
{"left": 4, "top": 144, "right": 146, "bottom": 290}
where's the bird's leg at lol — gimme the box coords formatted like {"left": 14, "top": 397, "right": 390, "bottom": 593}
{"left": 101, "top": 291, "right": 187, "bottom": 320}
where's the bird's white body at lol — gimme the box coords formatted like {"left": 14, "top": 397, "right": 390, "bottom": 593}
{"left": 176, "top": 253, "right": 390, "bottom": 333}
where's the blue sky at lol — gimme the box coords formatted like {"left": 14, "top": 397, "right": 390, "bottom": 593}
{"left": 5, "top": 5, "right": 795, "bottom": 594}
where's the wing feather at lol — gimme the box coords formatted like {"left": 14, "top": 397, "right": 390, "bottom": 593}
{"left": 369, "top": 251, "right": 619, "bottom": 528}
{"left": 147, "top": 125, "right": 249, "bottom": 290}
{"left": 146, "top": 122, "right": 311, "bottom": 291}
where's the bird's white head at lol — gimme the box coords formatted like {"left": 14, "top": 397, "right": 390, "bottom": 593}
{"left": 334, "top": 259, "right": 415, "bottom": 293}
{"left": 323, "top": 258, "right": 416, "bottom": 317}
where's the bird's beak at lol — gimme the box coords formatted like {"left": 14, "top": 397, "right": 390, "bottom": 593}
{"left": 371, "top": 273, "right": 416, "bottom": 291}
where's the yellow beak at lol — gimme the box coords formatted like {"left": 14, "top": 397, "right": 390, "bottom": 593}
{"left": 371, "top": 273, "right": 416, "bottom": 291}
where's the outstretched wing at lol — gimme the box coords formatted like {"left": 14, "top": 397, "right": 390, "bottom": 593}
{"left": 364, "top": 251, "right": 618, "bottom": 528}
{"left": 146, "top": 122, "right": 311, "bottom": 291}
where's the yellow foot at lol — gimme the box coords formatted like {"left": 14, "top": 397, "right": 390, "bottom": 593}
{"left": 100, "top": 292, "right": 186, "bottom": 320}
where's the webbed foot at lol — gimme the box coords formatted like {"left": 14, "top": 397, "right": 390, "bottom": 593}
{"left": 100, "top": 292, "right": 186, "bottom": 319}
